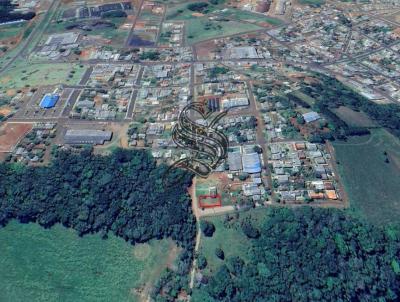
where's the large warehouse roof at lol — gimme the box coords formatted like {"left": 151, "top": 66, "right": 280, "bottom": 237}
{"left": 64, "top": 129, "right": 113, "bottom": 145}
{"left": 228, "top": 151, "right": 242, "bottom": 171}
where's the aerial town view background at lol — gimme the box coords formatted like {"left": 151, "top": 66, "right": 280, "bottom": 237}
{"left": 1, "top": 0, "right": 400, "bottom": 301}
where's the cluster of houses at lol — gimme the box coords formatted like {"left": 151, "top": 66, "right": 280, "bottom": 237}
{"left": 142, "top": 64, "right": 190, "bottom": 87}
{"left": 269, "top": 141, "right": 339, "bottom": 203}
{"left": 160, "top": 22, "right": 184, "bottom": 47}
{"left": 71, "top": 64, "right": 139, "bottom": 120}
{"left": 9, "top": 123, "right": 56, "bottom": 164}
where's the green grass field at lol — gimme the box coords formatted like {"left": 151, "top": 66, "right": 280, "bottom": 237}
{"left": 0, "top": 22, "right": 27, "bottom": 39}
{"left": 45, "top": 17, "right": 129, "bottom": 45}
{"left": 299, "top": 0, "right": 325, "bottom": 6}
{"left": 216, "top": 8, "right": 283, "bottom": 26}
{"left": 0, "top": 221, "right": 176, "bottom": 302}
{"left": 334, "top": 129, "right": 400, "bottom": 225}
{"left": 332, "top": 106, "right": 377, "bottom": 128}
{"left": 198, "top": 208, "right": 268, "bottom": 272}
{"left": 186, "top": 18, "right": 261, "bottom": 45}
{"left": 291, "top": 90, "right": 316, "bottom": 106}
{"left": 0, "top": 62, "right": 85, "bottom": 90}
{"left": 192, "top": 208, "right": 269, "bottom": 300}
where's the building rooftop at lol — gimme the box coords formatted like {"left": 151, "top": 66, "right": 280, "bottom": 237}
{"left": 40, "top": 94, "right": 59, "bottom": 109}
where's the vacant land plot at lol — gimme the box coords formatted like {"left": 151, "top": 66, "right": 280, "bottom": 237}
{"left": 45, "top": 17, "right": 130, "bottom": 45}
{"left": 291, "top": 90, "right": 316, "bottom": 106}
{"left": 0, "top": 122, "right": 32, "bottom": 152}
{"left": 216, "top": 8, "right": 283, "bottom": 26}
{"left": 332, "top": 106, "right": 377, "bottom": 127}
{"left": 0, "top": 62, "right": 85, "bottom": 90}
{"left": 186, "top": 18, "right": 261, "bottom": 45}
{"left": 0, "top": 22, "right": 27, "bottom": 40}
{"left": 195, "top": 208, "right": 269, "bottom": 273}
{"left": 299, "top": 0, "right": 325, "bottom": 6}
{"left": 333, "top": 129, "right": 400, "bottom": 225}
{"left": 0, "top": 221, "right": 177, "bottom": 302}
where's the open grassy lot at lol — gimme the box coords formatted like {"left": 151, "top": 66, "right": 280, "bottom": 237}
{"left": 0, "top": 62, "right": 85, "bottom": 90}
{"left": 0, "top": 22, "right": 27, "bottom": 39}
{"left": 216, "top": 8, "right": 283, "bottom": 26}
{"left": 0, "top": 221, "right": 176, "bottom": 302}
{"left": 299, "top": 0, "right": 325, "bottom": 6}
{"left": 290, "top": 90, "right": 316, "bottom": 106}
{"left": 46, "top": 17, "right": 130, "bottom": 45}
{"left": 197, "top": 208, "right": 268, "bottom": 272}
{"left": 186, "top": 18, "right": 262, "bottom": 45}
{"left": 332, "top": 106, "right": 378, "bottom": 128}
{"left": 333, "top": 129, "right": 400, "bottom": 225}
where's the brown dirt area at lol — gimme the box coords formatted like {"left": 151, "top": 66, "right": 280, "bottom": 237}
{"left": 93, "top": 122, "right": 130, "bottom": 154}
{"left": 195, "top": 40, "right": 218, "bottom": 60}
{"left": 0, "top": 107, "right": 12, "bottom": 116}
{"left": 0, "top": 122, "right": 33, "bottom": 152}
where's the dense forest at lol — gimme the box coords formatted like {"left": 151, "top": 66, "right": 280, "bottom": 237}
{"left": 197, "top": 208, "right": 400, "bottom": 301}
{"left": 299, "top": 74, "right": 400, "bottom": 140}
{"left": 0, "top": 148, "right": 197, "bottom": 299}
{"left": 0, "top": 0, "right": 35, "bottom": 23}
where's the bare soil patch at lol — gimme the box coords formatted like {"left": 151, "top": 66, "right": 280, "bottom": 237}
{"left": 0, "top": 122, "right": 32, "bottom": 152}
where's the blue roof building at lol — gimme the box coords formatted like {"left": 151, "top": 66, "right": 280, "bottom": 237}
{"left": 40, "top": 94, "right": 59, "bottom": 109}
{"left": 242, "top": 153, "right": 261, "bottom": 174}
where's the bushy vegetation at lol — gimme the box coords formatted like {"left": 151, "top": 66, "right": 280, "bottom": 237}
{"left": 187, "top": 2, "right": 209, "bottom": 12}
{"left": 139, "top": 51, "right": 160, "bottom": 61}
{"left": 197, "top": 207, "right": 400, "bottom": 301}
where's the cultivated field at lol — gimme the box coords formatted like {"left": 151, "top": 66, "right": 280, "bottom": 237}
{"left": 333, "top": 129, "right": 400, "bottom": 225}
{"left": 0, "top": 122, "right": 32, "bottom": 152}
{"left": 0, "top": 221, "right": 177, "bottom": 302}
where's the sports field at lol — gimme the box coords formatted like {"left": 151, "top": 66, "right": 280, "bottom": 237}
{"left": 0, "top": 221, "right": 177, "bottom": 302}
{"left": 333, "top": 129, "right": 400, "bottom": 225}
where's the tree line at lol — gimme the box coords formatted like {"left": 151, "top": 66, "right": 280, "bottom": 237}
{"left": 298, "top": 73, "right": 400, "bottom": 140}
